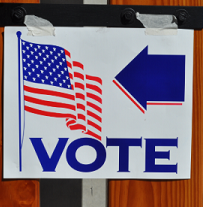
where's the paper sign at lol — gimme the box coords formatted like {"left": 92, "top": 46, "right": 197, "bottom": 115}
{"left": 4, "top": 27, "right": 193, "bottom": 179}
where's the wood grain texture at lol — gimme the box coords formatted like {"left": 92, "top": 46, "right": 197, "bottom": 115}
{"left": 109, "top": 0, "right": 203, "bottom": 207}
{"left": 0, "top": 1, "right": 39, "bottom": 206}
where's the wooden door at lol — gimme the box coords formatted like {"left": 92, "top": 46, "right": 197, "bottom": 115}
{"left": 109, "top": 0, "right": 203, "bottom": 207}
{"left": 0, "top": 1, "right": 40, "bottom": 207}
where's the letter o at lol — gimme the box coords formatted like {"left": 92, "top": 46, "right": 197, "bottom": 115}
{"left": 66, "top": 138, "right": 106, "bottom": 172}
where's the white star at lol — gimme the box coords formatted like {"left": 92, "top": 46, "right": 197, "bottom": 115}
{"left": 37, "top": 74, "right": 40, "bottom": 77}
{"left": 40, "top": 61, "right": 43, "bottom": 64}
{"left": 50, "top": 81, "right": 53, "bottom": 85}
{"left": 48, "top": 63, "right": 51, "bottom": 66}
{"left": 42, "top": 50, "right": 45, "bottom": 53}
{"left": 27, "top": 55, "right": 30, "bottom": 58}
{"left": 64, "top": 68, "right": 67, "bottom": 71}
{"left": 37, "top": 45, "right": 41, "bottom": 49}
{"left": 59, "top": 62, "right": 62, "bottom": 65}
{"left": 45, "top": 76, "right": 48, "bottom": 79}
{"left": 33, "top": 77, "right": 36, "bottom": 81}
{"left": 46, "top": 55, "right": 49, "bottom": 58}
{"left": 44, "top": 67, "right": 47, "bottom": 70}
{"left": 66, "top": 76, "right": 69, "bottom": 79}
{"left": 54, "top": 56, "right": 57, "bottom": 60}
{"left": 39, "top": 53, "right": 42, "bottom": 56}
{"left": 24, "top": 76, "right": 27, "bottom": 79}
{"left": 23, "top": 59, "right": 26, "bottom": 62}
{"left": 27, "top": 63, "right": 31, "bottom": 67}
{"left": 54, "top": 78, "right": 57, "bottom": 81}
{"left": 23, "top": 50, "right": 25, "bottom": 53}
{"left": 28, "top": 72, "right": 31, "bottom": 75}
{"left": 24, "top": 67, "right": 27, "bottom": 70}
{"left": 58, "top": 53, "right": 61, "bottom": 56}
{"left": 40, "top": 70, "right": 44, "bottom": 73}
{"left": 43, "top": 58, "right": 46, "bottom": 61}
{"left": 59, "top": 83, "right": 62, "bottom": 86}
{"left": 31, "top": 51, "right": 34, "bottom": 55}
{"left": 35, "top": 56, "right": 38, "bottom": 59}
{"left": 22, "top": 42, "right": 25, "bottom": 45}
{"left": 56, "top": 65, "right": 59, "bottom": 68}
{"left": 53, "top": 69, "right": 56, "bottom": 72}
{"left": 42, "top": 79, "right": 45, "bottom": 83}
{"left": 31, "top": 60, "right": 34, "bottom": 63}
{"left": 61, "top": 71, "right": 64, "bottom": 74}
{"left": 35, "top": 65, "right": 39, "bottom": 68}
{"left": 45, "top": 46, "right": 49, "bottom": 49}
{"left": 49, "top": 72, "right": 52, "bottom": 75}
{"left": 30, "top": 44, "right": 33, "bottom": 47}
{"left": 34, "top": 48, "right": 37, "bottom": 51}
{"left": 61, "top": 50, "right": 64, "bottom": 53}
{"left": 62, "top": 58, "right": 65, "bottom": 62}
{"left": 50, "top": 51, "right": 53, "bottom": 54}
{"left": 68, "top": 85, "right": 71, "bottom": 88}
{"left": 32, "top": 68, "right": 35, "bottom": 72}
{"left": 53, "top": 48, "right": 56, "bottom": 51}
{"left": 58, "top": 74, "right": 61, "bottom": 77}
{"left": 63, "top": 80, "right": 66, "bottom": 83}
{"left": 51, "top": 59, "right": 54, "bottom": 63}
{"left": 26, "top": 47, "right": 29, "bottom": 50}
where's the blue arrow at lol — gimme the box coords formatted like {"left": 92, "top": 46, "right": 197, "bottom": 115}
{"left": 115, "top": 46, "right": 185, "bottom": 111}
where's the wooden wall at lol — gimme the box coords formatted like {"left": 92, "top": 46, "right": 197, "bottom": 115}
{"left": 0, "top": 1, "right": 39, "bottom": 207}
{"left": 109, "top": 0, "right": 203, "bottom": 207}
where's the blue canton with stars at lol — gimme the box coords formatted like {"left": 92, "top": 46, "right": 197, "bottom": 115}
{"left": 21, "top": 41, "right": 72, "bottom": 90}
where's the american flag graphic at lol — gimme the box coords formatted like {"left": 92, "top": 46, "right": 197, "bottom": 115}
{"left": 21, "top": 40, "right": 102, "bottom": 140}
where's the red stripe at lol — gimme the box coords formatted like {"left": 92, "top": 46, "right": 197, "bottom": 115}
{"left": 87, "top": 120, "right": 101, "bottom": 132}
{"left": 76, "top": 93, "right": 85, "bottom": 100}
{"left": 86, "top": 93, "right": 102, "bottom": 104}
{"left": 73, "top": 61, "right": 84, "bottom": 69}
{"left": 69, "top": 73, "right": 73, "bottom": 80}
{"left": 69, "top": 124, "right": 86, "bottom": 131}
{"left": 78, "top": 114, "right": 86, "bottom": 121}
{"left": 74, "top": 72, "right": 84, "bottom": 80}
{"left": 87, "top": 110, "right": 102, "bottom": 122}
{"left": 71, "top": 84, "right": 74, "bottom": 90}
{"left": 65, "top": 49, "right": 71, "bottom": 58}
{"left": 147, "top": 102, "right": 183, "bottom": 105}
{"left": 113, "top": 80, "right": 145, "bottom": 114}
{"left": 67, "top": 61, "right": 72, "bottom": 69}
{"left": 86, "top": 84, "right": 102, "bottom": 94}
{"left": 66, "top": 119, "right": 76, "bottom": 127}
{"left": 75, "top": 82, "right": 85, "bottom": 90}
{"left": 85, "top": 130, "right": 101, "bottom": 141}
{"left": 86, "top": 75, "right": 102, "bottom": 85}
{"left": 87, "top": 101, "right": 102, "bottom": 113}
{"left": 77, "top": 103, "right": 85, "bottom": 111}
{"left": 25, "top": 106, "right": 76, "bottom": 118}
{"left": 25, "top": 96, "right": 76, "bottom": 110}
{"left": 24, "top": 85, "right": 75, "bottom": 101}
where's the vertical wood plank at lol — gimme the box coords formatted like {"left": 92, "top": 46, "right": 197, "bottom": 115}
{"left": 109, "top": 0, "right": 203, "bottom": 207}
{"left": 0, "top": 1, "right": 40, "bottom": 206}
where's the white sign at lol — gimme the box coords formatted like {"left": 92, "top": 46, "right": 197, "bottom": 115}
{"left": 4, "top": 27, "right": 193, "bottom": 179}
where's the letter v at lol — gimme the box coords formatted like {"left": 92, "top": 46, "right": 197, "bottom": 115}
{"left": 30, "top": 138, "right": 68, "bottom": 172}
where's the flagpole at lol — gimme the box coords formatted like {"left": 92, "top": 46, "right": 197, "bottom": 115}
{"left": 16, "top": 31, "right": 22, "bottom": 171}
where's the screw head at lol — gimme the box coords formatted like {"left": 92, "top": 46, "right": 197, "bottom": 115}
{"left": 12, "top": 7, "right": 27, "bottom": 23}
{"left": 175, "top": 9, "right": 189, "bottom": 25}
{"left": 121, "top": 8, "right": 136, "bottom": 25}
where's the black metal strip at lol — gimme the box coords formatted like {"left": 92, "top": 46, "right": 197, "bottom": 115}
{"left": 0, "top": 3, "right": 202, "bottom": 29}
{"left": 40, "top": 179, "right": 82, "bottom": 207}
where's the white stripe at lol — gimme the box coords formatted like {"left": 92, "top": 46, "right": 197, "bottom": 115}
{"left": 25, "top": 101, "right": 76, "bottom": 115}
